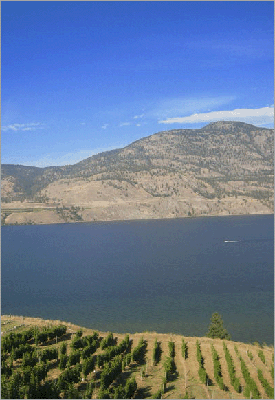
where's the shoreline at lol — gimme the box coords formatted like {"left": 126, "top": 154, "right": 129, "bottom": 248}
{"left": 1, "top": 211, "right": 274, "bottom": 228}
{"left": 2, "top": 314, "right": 273, "bottom": 348}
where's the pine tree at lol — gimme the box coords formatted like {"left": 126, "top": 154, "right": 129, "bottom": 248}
{"left": 206, "top": 312, "right": 231, "bottom": 340}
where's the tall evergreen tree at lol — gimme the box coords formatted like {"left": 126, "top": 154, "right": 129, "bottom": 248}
{"left": 206, "top": 312, "right": 231, "bottom": 340}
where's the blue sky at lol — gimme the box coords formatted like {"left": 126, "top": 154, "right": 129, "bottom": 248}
{"left": 2, "top": 1, "right": 274, "bottom": 167}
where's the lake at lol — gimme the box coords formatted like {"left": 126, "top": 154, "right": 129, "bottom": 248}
{"left": 1, "top": 214, "right": 274, "bottom": 344}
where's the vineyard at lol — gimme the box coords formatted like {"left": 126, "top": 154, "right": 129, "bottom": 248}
{"left": 1, "top": 315, "right": 274, "bottom": 399}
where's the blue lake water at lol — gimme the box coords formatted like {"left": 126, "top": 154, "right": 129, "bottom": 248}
{"left": 1, "top": 214, "right": 274, "bottom": 344}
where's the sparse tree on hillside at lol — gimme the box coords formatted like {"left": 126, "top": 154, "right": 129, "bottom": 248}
{"left": 206, "top": 312, "right": 231, "bottom": 340}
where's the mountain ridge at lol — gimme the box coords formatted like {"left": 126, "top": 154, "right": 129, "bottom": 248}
{"left": 2, "top": 121, "right": 274, "bottom": 225}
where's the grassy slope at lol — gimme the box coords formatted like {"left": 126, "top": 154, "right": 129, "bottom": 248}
{"left": 1, "top": 315, "right": 274, "bottom": 399}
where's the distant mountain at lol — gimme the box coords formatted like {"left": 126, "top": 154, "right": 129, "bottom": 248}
{"left": 1, "top": 121, "right": 274, "bottom": 225}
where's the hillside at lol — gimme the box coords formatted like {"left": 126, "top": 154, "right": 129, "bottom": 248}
{"left": 1, "top": 315, "right": 274, "bottom": 399}
{"left": 1, "top": 121, "right": 274, "bottom": 225}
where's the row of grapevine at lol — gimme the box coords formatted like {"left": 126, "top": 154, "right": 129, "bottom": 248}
{"left": 181, "top": 339, "right": 188, "bottom": 359}
{"left": 257, "top": 369, "right": 274, "bottom": 398}
{"left": 100, "top": 332, "right": 115, "bottom": 349}
{"left": 100, "top": 354, "right": 123, "bottom": 390}
{"left": 152, "top": 339, "right": 162, "bottom": 365}
{"left": 211, "top": 344, "right": 224, "bottom": 390}
{"left": 58, "top": 364, "right": 82, "bottom": 391}
{"left": 164, "top": 340, "right": 176, "bottom": 382}
{"left": 239, "top": 355, "right": 260, "bottom": 399}
{"left": 132, "top": 337, "right": 147, "bottom": 364}
{"left": 258, "top": 350, "right": 266, "bottom": 364}
{"left": 223, "top": 342, "right": 241, "bottom": 393}
{"left": 34, "top": 325, "right": 67, "bottom": 345}
{"left": 98, "top": 376, "right": 137, "bottom": 399}
{"left": 196, "top": 341, "right": 209, "bottom": 385}
{"left": 168, "top": 341, "right": 175, "bottom": 358}
{"left": 71, "top": 332, "right": 99, "bottom": 350}
{"left": 97, "top": 335, "right": 131, "bottom": 367}
{"left": 163, "top": 356, "right": 176, "bottom": 380}
{"left": 1, "top": 329, "right": 34, "bottom": 353}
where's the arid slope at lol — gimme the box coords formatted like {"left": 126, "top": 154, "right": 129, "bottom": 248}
{"left": 2, "top": 121, "right": 273, "bottom": 225}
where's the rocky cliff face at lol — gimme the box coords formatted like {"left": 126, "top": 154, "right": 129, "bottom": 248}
{"left": 2, "top": 121, "right": 273, "bottom": 225}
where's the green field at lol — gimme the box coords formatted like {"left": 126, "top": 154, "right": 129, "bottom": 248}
{"left": 1, "top": 315, "right": 274, "bottom": 399}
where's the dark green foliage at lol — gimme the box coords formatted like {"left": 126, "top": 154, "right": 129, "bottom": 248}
{"left": 22, "top": 351, "right": 37, "bottom": 368}
{"left": 112, "top": 376, "right": 137, "bottom": 399}
{"left": 125, "top": 377, "right": 137, "bottom": 398}
{"left": 64, "top": 383, "right": 81, "bottom": 399}
{"left": 34, "top": 362, "right": 49, "bottom": 382}
{"left": 58, "top": 364, "right": 81, "bottom": 390}
{"left": 13, "top": 343, "right": 34, "bottom": 359}
{"left": 59, "top": 341, "right": 67, "bottom": 355}
{"left": 1, "top": 359, "right": 12, "bottom": 377}
{"left": 196, "top": 341, "right": 203, "bottom": 365}
{"left": 125, "top": 352, "right": 132, "bottom": 366}
{"left": 196, "top": 341, "right": 209, "bottom": 386}
{"left": 223, "top": 342, "right": 241, "bottom": 392}
{"left": 101, "top": 332, "right": 115, "bottom": 349}
{"left": 71, "top": 337, "right": 85, "bottom": 350}
{"left": 84, "top": 381, "right": 94, "bottom": 399}
{"left": 35, "top": 331, "right": 48, "bottom": 345}
{"left": 211, "top": 344, "right": 224, "bottom": 390}
{"left": 152, "top": 339, "right": 162, "bottom": 365}
{"left": 59, "top": 354, "right": 68, "bottom": 370}
{"left": 82, "top": 341, "right": 98, "bottom": 358}
{"left": 100, "top": 355, "right": 123, "bottom": 390}
{"left": 233, "top": 377, "right": 241, "bottom": 393}
{"left": 39, "top": 380, "right": 60, "bottom": 399}
{"left": 247, "top": 350, "right": 253, "bottom": 360}
{"left": 258, "top": 350, "right": 266, "bottom": 364}
{"left": 132, "top": 337, "right": 147, "bottom": 364}
{"left": 162, "top": 377, "right": 167, "bottom": 392}
{"left": 257, "top": 369, "right": 274, "bottom": 398}
{"left": 181, "top": 339, "right": 188, "bottom": 359}
{"left": 82, "top": 356, "right": 96, "bottom": 379}
{"left": 97, "top": 335, "right": 131, "bottom": 368}
{"left": 33, "top": 325, "right": 67, "bottom": 345}
{"left": 1, "top": 331, "right": 33, "bottom": 353}
{"left": 270, "top": 365, "right": 274, "bottom": 379}
{"left": 53, "top": 325, "right": 67, "bottom": 338}
{"left": 240, "top": 356, "right": 260, "bottom": 398}
{"left": 5, "top": 371, "right": 22, "bottom": 399}
{"left": 67, "top": 350, "right": 81, "bottom": 367}
{"left": 168, "top": 341, "right": 175, "bottom": 358}
{"left": 76, "top": 329, "right": 83, "bottom": 338}
{"left": 41, "top": 347, "right": 58, "bottom": 362}
{"left": 163, "top": 356, "right": 176, "bottom": 380}
{"left": 112, "top": 384, "right": 125, "bottom": 399}
{"left": 206, "top": 312, "right": 231, "bottom": 340}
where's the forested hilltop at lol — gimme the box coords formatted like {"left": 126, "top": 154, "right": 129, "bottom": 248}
{"left": 1, "top": 121, "right": 274, "bottom": 225}
{"left": 1, "top": 315, "right": 274, "bottom": 399}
